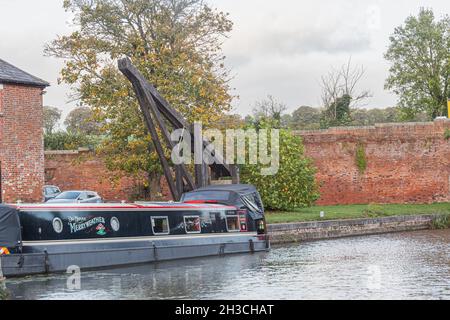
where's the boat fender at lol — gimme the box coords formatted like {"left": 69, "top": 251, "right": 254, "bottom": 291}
{"left": 17, "top": 255, "right": 24, "bottom": 269}
{"left": 249, "top": 239, "right": 255, "bottom": 253}
{"left": 152, "top": 242, "right": 158, "bottom": 261}
{"left": 219, "top": 244, "right": 226, "bottom": 256}
{"left": 44, "top": 250, "right": 49, "bottom": 274}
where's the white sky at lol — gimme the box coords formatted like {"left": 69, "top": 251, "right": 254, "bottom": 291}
{"left": 0, "top": 0, "right": 449, "bottom": 118}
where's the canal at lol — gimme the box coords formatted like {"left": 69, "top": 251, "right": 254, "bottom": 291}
{"left": 4, "top": 229, "right": 450, "bottom": 300}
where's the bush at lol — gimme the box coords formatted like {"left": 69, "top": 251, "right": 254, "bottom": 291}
{"left": 44, "top": 131, "right": 103, "bottom": 150}
{"left": 363, "top": 203, "right": 388, "bottom": 217}
{"left": 431, "top": 214, "right": 450, "bottom": 229}
{"left": 444, "top": 129, "right": 450, "bottom": 141}
{"left": 240, "top": 129, "right": 320, "bottom": 211}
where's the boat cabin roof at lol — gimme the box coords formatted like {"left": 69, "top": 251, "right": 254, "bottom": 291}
{"left": 11, "top": 202, "right": 237, "bottom": 211}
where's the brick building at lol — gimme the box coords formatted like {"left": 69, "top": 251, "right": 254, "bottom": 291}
{"left": 0, "top": 58, "right": 49, "bottom": 203}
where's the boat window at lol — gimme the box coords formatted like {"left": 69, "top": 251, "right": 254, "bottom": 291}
{"left": 226, "top": 215, "right": 240, "bottom": 232}
{"left": 152, "top": 217, "right": 170, "bottom": 235}
{"left": 183, "top": 191, "right": 231, "bottom": 202}
{"left": 184, "top": 216, "right": 201, "bottom": 234}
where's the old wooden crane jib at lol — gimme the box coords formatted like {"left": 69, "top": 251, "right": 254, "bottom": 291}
{"left": 118, "top": 58, "right": 239, "bottom": 201}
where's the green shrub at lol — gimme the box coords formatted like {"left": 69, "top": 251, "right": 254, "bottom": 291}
{"left": 363, "top": 203, "right": 388, "bottom": 217}
{"left": 355, "top": 143, "right": 367, "bottom": 174}
{"left": 431, "top": 214, "right": 450, "bottom": 229}
{"left": 45, "top": 131, "right": 103, "bottom": 150}
{"left": 241, "top": 129, "right": 320, "bottom": 211}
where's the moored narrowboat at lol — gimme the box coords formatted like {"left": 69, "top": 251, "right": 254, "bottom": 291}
{"left": 0, "top": 185, "right": 269, "bottom": 278}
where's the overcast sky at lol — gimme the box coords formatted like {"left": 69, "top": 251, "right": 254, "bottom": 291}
{"left": 0, "top": 0, "right": 449, "bottom": 118}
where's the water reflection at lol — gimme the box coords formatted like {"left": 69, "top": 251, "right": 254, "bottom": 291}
{"left": 5, "top": 229, "right": 450, "bottom": 300}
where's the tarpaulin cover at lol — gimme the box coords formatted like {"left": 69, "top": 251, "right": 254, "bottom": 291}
{"left": 182, "top": 184, "right": 265, "bottom": 220}
{"left": 0, "top": 204, "right": 22, "bottom": 248}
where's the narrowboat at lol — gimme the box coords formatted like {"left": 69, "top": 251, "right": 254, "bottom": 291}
{"left": 0, "top": 185, "right": 269, "bottom": 277}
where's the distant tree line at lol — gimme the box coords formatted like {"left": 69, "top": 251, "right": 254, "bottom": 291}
{"left": 43, "top": 106, "right": 104, "bottom": 150}
{"left": 239, "top": 100, "right": 429, "bottom": 132}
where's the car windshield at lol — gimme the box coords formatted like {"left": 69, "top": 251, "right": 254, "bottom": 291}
{"left": 55, "top": 191, "right": 81, "bottom": 200}
{"left": 46, "top": 187, "right": 59, "bottom": 194}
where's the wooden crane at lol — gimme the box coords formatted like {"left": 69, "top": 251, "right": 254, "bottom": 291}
{"left": 118, "top": 58, "right": 239, "bottom": 201}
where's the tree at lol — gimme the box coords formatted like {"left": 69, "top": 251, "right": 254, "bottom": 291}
{"left": 290, "top": 106, "right": 321, "bottom": 130}
{"left": 249, "top": 95, "right": 288, "bottom": 129}
{"left": 385, "top": 8, "right": 450, "bottom": 120}
{"left": 240, "top": 130, "right": 320, "bottom": 211}
{"left": 43, "top": 106, "right": 62, "bottom": 134}
{"left": 65, "top": 106, "right": 102, "bottom": 135}
{"left": 320, "top": 94, "right": 352, "bottom": 128}
{"left": 215, "top": 113, "right": 245, "bottom": 130}
{"left": 320, "top": 59, "right": 371, "bottom": 128}
{"left": 45, "top": 0, "right": 233, "bottom": 199}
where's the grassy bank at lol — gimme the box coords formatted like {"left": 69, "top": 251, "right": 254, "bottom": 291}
{"left": 266, "top": 203, "right": 450, "bottom": 224}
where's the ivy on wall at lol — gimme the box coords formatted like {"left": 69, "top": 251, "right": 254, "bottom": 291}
{"left": 444, "top": 128, "right": 450, "bottom": 140}
{"left": 355, "top": 143, "right": 368, "bottom": 174}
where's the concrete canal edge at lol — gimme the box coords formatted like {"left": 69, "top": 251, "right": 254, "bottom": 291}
{"left": 267, "top": 214, "right": 447, "bottom": 244}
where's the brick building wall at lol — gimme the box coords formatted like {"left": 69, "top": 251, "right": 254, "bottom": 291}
{"left": 0, "top": 84, "right": 45, "bottom": 203}
{"left": 296, "top": 119, "right": 450, "bottom": 205}
{"left": 44, "top": 149, "right": 171, "bottom": 202}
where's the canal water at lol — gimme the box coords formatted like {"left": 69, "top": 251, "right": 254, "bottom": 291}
{"left": 4, "top": 229, "right": 450, "bottom": 300}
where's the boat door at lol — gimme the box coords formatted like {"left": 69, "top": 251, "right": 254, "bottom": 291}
{"left": 210, "top": 212, "right": 225, "bottom": 233}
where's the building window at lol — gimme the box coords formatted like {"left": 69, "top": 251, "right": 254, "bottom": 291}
{"left": 184, "top": 216, "right": 201, "bottom": 234}
{"left": 151, "top": 217, "right": 170, "bottom": 235}
{"left": 226, "top": 216, "right": 240, "bottom": 232}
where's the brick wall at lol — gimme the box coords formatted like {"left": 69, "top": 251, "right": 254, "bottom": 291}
{"left": 296, "top": 119, "right": 450, "bottom": 205}
{"left": 44, "top": 150, "right": 171, "bottom": 202}
{"left": 0, "top": 84, "right": 45, "bottom": 203}
{"left": 44, "top": 120, "right": 450, "bottom": 206}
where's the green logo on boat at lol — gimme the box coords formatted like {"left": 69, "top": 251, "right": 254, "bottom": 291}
{"left": 96, "top": 223, "right": 106, "bottom": 236}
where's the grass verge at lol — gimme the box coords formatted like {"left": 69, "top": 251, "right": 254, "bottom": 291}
{"left": 266, "top": 203, "right": 450, "bottom": 224}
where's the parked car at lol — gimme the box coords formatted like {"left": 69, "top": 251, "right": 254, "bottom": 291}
{"left": 46, "top": 191, "right": 103, "bottom": 204}
{"left": 43, "top": 185, "right": 61, "bottom": 202}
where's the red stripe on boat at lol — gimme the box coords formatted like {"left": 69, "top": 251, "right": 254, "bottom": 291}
{"left": 10, "top": 203, "right": 236, "bottom": 210}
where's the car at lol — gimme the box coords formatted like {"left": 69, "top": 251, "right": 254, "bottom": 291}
{"left": 43, "top": 185, "right": 61, "bottom": 202}
{"left": 46, "top": 191, "right": 103, "bottom": 204}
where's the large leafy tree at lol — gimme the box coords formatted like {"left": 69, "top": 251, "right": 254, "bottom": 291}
{"left": 290, "top": 106, "right": 321, "bottom": 130}
{"left": 43, "top": 106, "right": 62, "bottom": 134}
{"left": 65, "top": 106, "right": 103, "bottom": 135}
{"left": 45, "top": 0, "right": 233, "bottom": 198}
{"left": 385, "top": 8, "right": 450, "bottom": 120}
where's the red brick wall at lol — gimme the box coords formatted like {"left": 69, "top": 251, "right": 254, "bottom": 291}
{"left": 0, "top": 84, "right": 45, "bottom": 203}
{"left": 296, "top": 119, "right": 450, "bottom": 205}
{"left": 44, "top": 120, "right": 450, "bottom": 206}
{"left": 44, "top": 150, "right": 171, "bottom": 202}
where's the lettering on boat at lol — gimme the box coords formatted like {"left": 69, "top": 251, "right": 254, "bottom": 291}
{"left": 68, "top": 216, "right": 107, "bottom": 235}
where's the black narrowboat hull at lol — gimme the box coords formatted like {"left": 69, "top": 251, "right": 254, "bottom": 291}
{"left": 1, "top": 233, "right": 269, "bottom": 277}
{"left": 0, "top": 203, "right": 269, "bottom": 277}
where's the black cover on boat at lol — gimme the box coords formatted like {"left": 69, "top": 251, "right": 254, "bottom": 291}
{"left": 181, "top": 184, "right": 265, "bottom": 220}
{"left": 0, "top": 204, "right": 22, "bottom": 248}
